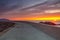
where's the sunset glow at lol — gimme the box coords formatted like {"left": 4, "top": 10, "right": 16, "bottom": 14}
{"left": 0, "top": 0, "right": 60, "bottom": 22}
{"left": 8, "top": 13, "right": 60, "bottom": 21}
{"left": 5, "top": 12, "right": 59, "bottom": 21}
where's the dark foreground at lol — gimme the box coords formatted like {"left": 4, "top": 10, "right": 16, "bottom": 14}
{"left": 0, "top": 21, "right": 60, "bottom": 40}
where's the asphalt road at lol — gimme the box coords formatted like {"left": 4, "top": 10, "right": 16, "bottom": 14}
{"left": 0, "top": 22, "right": 56, "bottom": 40}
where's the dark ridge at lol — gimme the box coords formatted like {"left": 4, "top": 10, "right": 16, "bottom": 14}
{"left": 0, "top": 19, "right": 15, "bottom": 32}
{"left": 0, "top": 18, "right": 10, "bottom": 22}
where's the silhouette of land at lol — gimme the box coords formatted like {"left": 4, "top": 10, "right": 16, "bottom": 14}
{"left": 0, "top": 21, "right": 60, "bottom": 40}
{"left": 0, "top": 19, "right": 15, "bottom": 36}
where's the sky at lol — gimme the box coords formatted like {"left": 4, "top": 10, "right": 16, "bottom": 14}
{"left": 0, "top": 0, "right": 60, "bottom": 21}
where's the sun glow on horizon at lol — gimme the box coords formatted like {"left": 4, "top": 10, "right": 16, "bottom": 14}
{"left": 2, "top": 9, "right": 60, "bottom": 21}
{"left": 7, "top": 17, "right": 60, "bottom": 21}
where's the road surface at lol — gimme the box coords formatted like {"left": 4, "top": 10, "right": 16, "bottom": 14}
{"left": 0, "top": 22, "right": 56, "bottom": 40}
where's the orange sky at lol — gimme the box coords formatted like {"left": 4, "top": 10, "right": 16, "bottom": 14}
{"left": 7, "top": 13, "right": 60, "bottom": 21}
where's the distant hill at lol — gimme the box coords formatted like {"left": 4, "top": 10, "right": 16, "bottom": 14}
{"left": 0, "top": 19, "right": 15, "bottom": 32}
{"left": 0, "top": 19, "right": 10, "bottom": 22}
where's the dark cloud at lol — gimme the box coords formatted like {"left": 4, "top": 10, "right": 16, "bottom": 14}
{"left": 21, "top": 0, "right": 60, "bottom": 10}
{"left": 0, "top": 0, "right": 60, "bottom": 17}
{"left": 0, "top": 0, "right": 22, "bottom": 15}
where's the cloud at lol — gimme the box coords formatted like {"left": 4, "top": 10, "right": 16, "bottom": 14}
{"left": 44, "top": 9, "right": 60, "bottom": 13}
{"left": 21, "top": 0, "right": 60, "bottom": 10}
{"left": 0, "top": 0, "right": 60, "bottom": 18}
{"left": 0, "top": 0, "right": 22, "bottom": 15}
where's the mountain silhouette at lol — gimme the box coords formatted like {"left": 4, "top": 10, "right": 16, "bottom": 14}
{"left": 0, "top": 18, "right": 10, "bottom": 22}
